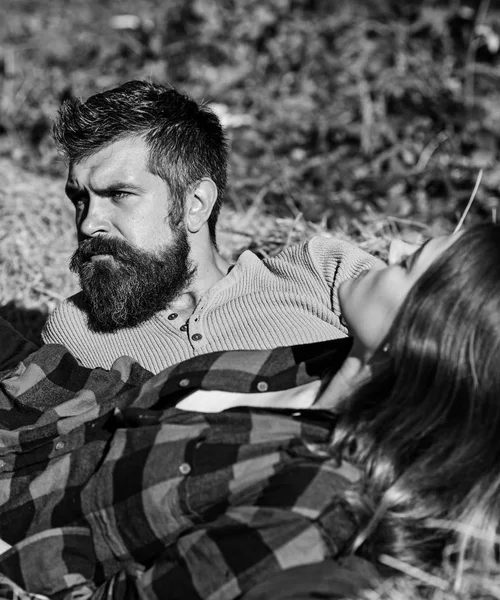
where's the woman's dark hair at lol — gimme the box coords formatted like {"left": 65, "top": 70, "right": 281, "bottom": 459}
{"left": 331, "top": 222, "right": 500, "bottom": 569}
{"left": 52, "top": 80, "right": 229, "bottom": 244}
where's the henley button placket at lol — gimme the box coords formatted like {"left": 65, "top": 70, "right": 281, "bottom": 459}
{"left": 179, "top": 463, "right": 191, "bottom": 475}
{"left": 167, "top": 313, "right": 178, "bottom": 321}
{"left": 189, "top": 306, "right": 205, "bottom": 345}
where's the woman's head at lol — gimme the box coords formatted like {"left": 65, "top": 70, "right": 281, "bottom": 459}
{"left": 387, "top": 223, "right": 500, "bottom": 403}
{"left": 332, "top": 222, "right": 500, "bottom": 567}
{"left": 338, "top": 233, "right": 461, "bottom": 357}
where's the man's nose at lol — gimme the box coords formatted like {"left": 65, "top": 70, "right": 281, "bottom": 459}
{"left": 78, "top": 199, "right": 111, "bottom": 239}
{"left": 388, "top": 239, "right": 420, "bottom": 265}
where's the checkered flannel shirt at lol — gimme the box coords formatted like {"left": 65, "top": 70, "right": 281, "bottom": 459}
{"left": 0, "top": 324, "right": 357, "bottom": 600}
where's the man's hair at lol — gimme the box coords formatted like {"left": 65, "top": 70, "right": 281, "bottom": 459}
{"left": 330, "top": 222, "right": 500, "bottom": 568}
{"left": 52, "top": 80, "right": 229, "bottom": 244}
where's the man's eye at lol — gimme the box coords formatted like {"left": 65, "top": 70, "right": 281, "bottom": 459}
{"left": 110, "top": 191, "right": 127, "bottom": 200}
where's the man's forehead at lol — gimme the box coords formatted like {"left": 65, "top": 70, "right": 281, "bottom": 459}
{"left": 67, "top": 139, "right": 151, "bottom": 187}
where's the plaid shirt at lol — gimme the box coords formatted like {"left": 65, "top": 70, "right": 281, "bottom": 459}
{"left": 0, "top": 323, "right": 357, "bottom": 600}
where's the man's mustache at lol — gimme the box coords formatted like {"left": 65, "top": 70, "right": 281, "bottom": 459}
{"left": 72, "top": 236, "right": 142, "bottom": 265}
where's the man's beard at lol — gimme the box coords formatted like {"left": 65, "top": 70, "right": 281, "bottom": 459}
{"left": 69, "top": 229, "right": 195, "bottom": 333}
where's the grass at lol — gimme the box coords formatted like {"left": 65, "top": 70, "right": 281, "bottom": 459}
{"left": 0, "top": 157, "right": 76, "bottom": 342}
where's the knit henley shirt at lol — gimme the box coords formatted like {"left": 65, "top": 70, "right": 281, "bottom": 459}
{"left": 42, "top": 236, "right": 380, "bottom": 372}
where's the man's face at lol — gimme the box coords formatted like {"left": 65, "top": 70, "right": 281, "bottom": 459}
{"left": 66, "top": 136, "right": 177, "bottom": 250}
{"left": 66, "top": 137, "right": 195, "bottom": 332}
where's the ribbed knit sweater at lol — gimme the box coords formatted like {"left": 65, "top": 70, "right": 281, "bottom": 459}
{"left": 42, "top": 236, "right": 379, "bottom": 373}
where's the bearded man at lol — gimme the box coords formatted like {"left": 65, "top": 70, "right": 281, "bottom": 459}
{"left": 42, "top": 80, "right": 381, "bottom": 373}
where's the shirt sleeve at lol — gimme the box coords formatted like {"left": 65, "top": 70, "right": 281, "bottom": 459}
{"left": 0, "top": 342, "right": 151, "bottom": 413}
{"left": 306, "top": 236, "right": 384, "bottom": 320}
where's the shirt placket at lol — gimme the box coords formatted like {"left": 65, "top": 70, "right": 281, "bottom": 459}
{"left": 184, "top": 304, "right": 207, "bottom": 351}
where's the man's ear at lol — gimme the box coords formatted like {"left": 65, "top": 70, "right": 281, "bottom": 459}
{"left": 185, "top": 178, "right": 218, "bottom": 234}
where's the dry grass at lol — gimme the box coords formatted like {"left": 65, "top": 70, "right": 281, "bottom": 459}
{"left": 0, "top": 157, "right": 76, "bottom": 342}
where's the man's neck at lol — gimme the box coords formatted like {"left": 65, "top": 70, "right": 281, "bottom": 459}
{"left": 169, "top": 247, "right": 231, "bottom": 318}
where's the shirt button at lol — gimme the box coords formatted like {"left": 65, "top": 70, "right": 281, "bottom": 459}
{"left": 179, "top": 378, "right": 190, "bottom": 387}
{"left": 179, "top": 463, "right": 191, "bottom": 475}
{"left": 180, "top": 324, "right": 188, "bottom": 332}
{"left": 55, "top": 441, "right": 65, "bottom": 450}
{"left": 257, "top": 381, "right": 269, "bottom": 392}
{"left": 168, "top": 313, "right": 178, "bottom": 320}
{"left": 192, "top": 333, "right": 203, "bottom": 341}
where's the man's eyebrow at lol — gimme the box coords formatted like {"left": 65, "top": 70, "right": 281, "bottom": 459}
{"left": 65, "top": 181, "right": 143, "bottom": 196}
{"left": 408, "top": 239, "right": 431, "bottom": 271}
{"left": 93, "top": 181, "right": 143, "bottom": 196}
